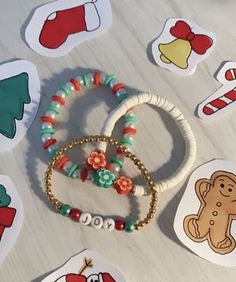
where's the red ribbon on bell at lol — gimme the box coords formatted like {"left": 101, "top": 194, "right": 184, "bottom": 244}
{"left": 170, "top": 20, "right": 213, "bottom": 54}
{"left": 0, "top": 207, "right": 16, "bottom": 240}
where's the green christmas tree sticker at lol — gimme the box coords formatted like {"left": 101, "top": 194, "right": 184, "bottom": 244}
{"left": 0, "top": 72, "right": 31, "bottom": 139}
{"left": 0, "top": 184, "right": 11, "bottom": 207}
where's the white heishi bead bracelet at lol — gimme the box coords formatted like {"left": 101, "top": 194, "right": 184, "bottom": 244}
{"left": 100, "top": 92, "right": 197, "bottom": 196}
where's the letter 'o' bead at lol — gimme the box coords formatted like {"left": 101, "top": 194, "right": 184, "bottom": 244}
{"left": 79, "top": 212, "right": 92, "bottom": 225}
{"left": 103, "top": 218, "right": 115, "bottom": 231}
{"left": 91, "top": 216, "right": 103, "bottom": 229}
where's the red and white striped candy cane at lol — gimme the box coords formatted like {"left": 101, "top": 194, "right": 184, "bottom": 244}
{"left": 202, "top": 87, "right": 236, "bottom": 115}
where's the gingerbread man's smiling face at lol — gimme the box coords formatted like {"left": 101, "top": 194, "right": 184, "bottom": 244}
{"left": 213, "top": 174, "right": 236, "bottom": 199}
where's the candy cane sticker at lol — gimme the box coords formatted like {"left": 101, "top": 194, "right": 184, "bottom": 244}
{"left": 198, "top": 62, "right": 236, "bottom": 120}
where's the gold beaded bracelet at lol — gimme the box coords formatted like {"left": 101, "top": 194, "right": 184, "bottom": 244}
{"left": 44, "top": 135, "right": 158, "bottom": 232}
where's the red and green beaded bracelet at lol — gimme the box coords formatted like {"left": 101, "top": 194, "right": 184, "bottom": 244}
{"left": 40, "top": 71, "right": 137, "bottom": 184}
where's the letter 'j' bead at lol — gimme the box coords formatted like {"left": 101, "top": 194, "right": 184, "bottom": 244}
{"left": 79, "top": 212, "right": 92, "bottom": 225}
{"left": 115, "top": 219, "right": 125, "bottom": 231}
{"left": 103, "top": 218, "right": 115, "bottom": 231}
{"left": 69, "top": 208, "right": 81, "bottom": 221}
{"left": 91, "top": 216, "right": 103, "bottom": 229}
{"left": 60, "top": 204, "right": 71, "bottom": 216}
{"left": 125, "top": 220, "right": 135, "bottom": 233}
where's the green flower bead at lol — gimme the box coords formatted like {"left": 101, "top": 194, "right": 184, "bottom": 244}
{"left": 94, "top": 169, "right": 116, "bottom": 188}
{"left": 125, "top": 220, "right": 135, "bottom": 233}
{"left": 60, "top": 204, "right": 71, "bottom": 216}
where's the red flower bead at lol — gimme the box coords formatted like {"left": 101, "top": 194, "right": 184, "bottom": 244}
{"left": 115, "top": 219, "right": 125, "bottom": 230}
{"left": 87, "top": 150, "right": 106, "bottom": 171}
{"left": 69, "top": 208, "right": 81, "bottom": 221}
{"left": 114, "top": 176, "right": 133, "bottom": 195}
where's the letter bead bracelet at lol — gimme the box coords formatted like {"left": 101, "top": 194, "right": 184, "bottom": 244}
{"left": 100, "top": 92, "right": 197, "bottom": 196}
{"left": 40, "top": 71, "right": 137, "bottom": 182}
{"left": 45, "top": 135, "right": 158, "bottom": 232}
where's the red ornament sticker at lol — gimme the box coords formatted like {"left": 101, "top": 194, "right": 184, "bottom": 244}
{"left": 41, "top": 250, "right": 126, "bottom": 282}
{"left": 25, "top": 0, "right": 112, "bottom": 57}
{"left": 198, "top": 62, "right": 236, "bottom": 120}
{"left": 152, "top": 18, "right": 216, "bottom": 75}
{"left": 0, "top": 175, "right": 23, "bottom": 265}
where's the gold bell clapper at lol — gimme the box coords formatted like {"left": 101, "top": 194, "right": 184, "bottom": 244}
{"left": 158, "top": 39, "right": 192, "bottom": 69}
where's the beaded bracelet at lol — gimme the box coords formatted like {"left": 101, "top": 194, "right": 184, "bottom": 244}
{"left": 45, "top": 135, "right": 158, "bottom": 232}
{"left": 40, "top": 71, "right": 137, "bottom": 182}
{"left": 100, "top": 92, "right": 197, "bottom": 196}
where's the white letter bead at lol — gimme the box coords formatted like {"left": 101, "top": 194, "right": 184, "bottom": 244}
{"left": 79, "top": 212, "right": 92, "bottom": 225}
{"left": 103, "top": 218, "right": 115, "bottom": 231}
{"left": 91, "top": 216, "right": 103, "bottom": 229}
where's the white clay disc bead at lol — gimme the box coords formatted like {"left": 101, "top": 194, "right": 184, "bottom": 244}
{"left": 91, "top": 216, "right": 103, "bottom": 229}
{"left": 79, "top": 212, "right": 92, "bottom": 225}
{"left": 103, "top": 218, "right": 115, "bottom": 231}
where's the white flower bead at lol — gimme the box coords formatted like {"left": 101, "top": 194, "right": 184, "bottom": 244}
{"left": 62, "top": 161, "right": 73, "bottom": 173}
{"left": 110, "top": 163, "right": 120, "bottom": 174}
{"left": 79, "top": 213, "right": 92, "bottom": 225}
{"left": 47, "top": 144, "right": 58, "bottom": 154}
{"left": 41, "top": 122, "right": 53, "bottom": 129}
{"left": 65, "top": 82, "right": 75, "bottom": 92}
{"left": 116, "top": 88, "right": 127, "bottom": 95}
{"left": 109, "top": 78, "right": 118, "bottom": 88}
{"left": 87, "top": 73, "right": 94, "bottom": 84}
{"left": 100, "top": 72, "right": 106, "bottom": 84}
{"left": 51, "top": 101, "right": 61, "bottom": 109}
{"left": 56, "top": 90, "right": 67, "bottom": 99}
{"left": 72, "top": 169, "right": 80, "bottom": 178}
{"left": 75, "top": 76, "right": 84, "bottom": 86}
{"left": 45, "top": 111, "right": 56, "bottom": 119}
{"left": 124, "top": 122, "right": 136, "bottom": 129}
{"left": 41, "top": 134, "right": 52, "bottom": 143}
{"left": 103, "top": 218, "right": 115, "bottom": 231}
{"left": 91, "top": 216, "right": 103, "bottom": 229}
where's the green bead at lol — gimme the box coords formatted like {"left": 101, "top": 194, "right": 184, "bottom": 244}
{"left": 82, "top": 74, "right": 90, "bottom": 86}
{"left": 125, "top": 220, "right": 135, "bottom": 233}
{"left": 60, "top": 204, "right": 71, "bottom": 216}
{"left": 68, "top": 163, "right": 78, "bottom": 177}
{"left": 104, "top": 74, "right": 115, "bottom": 85}
{"left": 61, "top": 85, "right": 71, "bottom": 96}
{"left": 111, "top": 157, "right": 124, "bottom": 169}
{"left": 123, "top": 114, "right": 137, "bottom": 123}
{"left": 117, "top": 92, "right": 128, "bottom": 103}
{"left": 47, "top": 105, "right": 61, "bottom": 115}
{"left": 120, "top": 136, "right": 134, "bottom": 146}
{"left": 41, "top": 127, "right": 55, "bottom": 135}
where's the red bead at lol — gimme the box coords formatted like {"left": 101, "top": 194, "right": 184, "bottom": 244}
{"left": 122, "top": 127, "right": 137, "bottom": 135}
{"left": 94, "top": 72, "right": 101, "bottom": 86}
{"left": 43, "top": 138, "right": 57, "bottom": 149}
{"left": 57, "top": 156, "right": 70, "bottom": 169}
{"left": 112, "top": 83, "right": 125, "bottom": 94}
{"left": 70, "top": 78, "right": 80, "bottom": 91}
{"left": 40, "top": 115, "right": 56, "bottom": 125}
{"left": 69, "top": 209, "right": 81, "bottom": 221}
{"left": 52, "top": 95, "right": 65, "bottom": 105}
{"left": 115, "top": 219, "right": 125, "bottom": 230}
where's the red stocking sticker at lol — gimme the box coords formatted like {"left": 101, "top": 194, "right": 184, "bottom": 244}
{"left": 25, "top": 0, "right": 112, "bottom": 57}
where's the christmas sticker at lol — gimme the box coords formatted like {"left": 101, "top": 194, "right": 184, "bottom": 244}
{"left": 25, "top": 0, "right": 112, "bottom": 57}
{"left": 198, "top": 62, "right": 236, "bottom": 120}
{"left": 0, "top": 60, "right": 40, "bottom": 151}
{"left": 174, "top": 160, "right": 236, "bottom": 267}
{"left": 0, "top": 175, "right": 23, "bottom": 265}
{"left": 152, "top": 18, "right": 216, "bottom": 75}
{"left": 41, "top": 250, "right": 126, "bottom": 282}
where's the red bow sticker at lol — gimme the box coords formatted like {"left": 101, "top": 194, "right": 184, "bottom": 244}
{"left": 170, "top": 20, "right": 213, "bottom": 55}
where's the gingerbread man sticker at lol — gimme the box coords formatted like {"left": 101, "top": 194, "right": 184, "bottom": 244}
{"left": 184, "top": 171, "right": 236, "bottom": 255}
{"left": 174, "top": 160, "right": 236, "bottom": 266}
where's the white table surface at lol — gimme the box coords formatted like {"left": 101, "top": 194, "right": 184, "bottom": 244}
{"left": 1, "top": 0, "right": 236, "bottom": 281}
